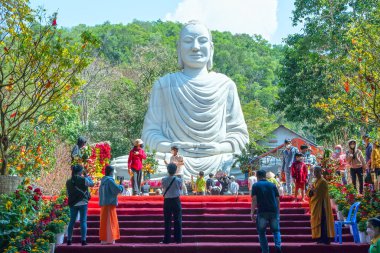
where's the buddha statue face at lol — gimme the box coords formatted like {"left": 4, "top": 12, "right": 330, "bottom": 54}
{"left": 178, "top": 21, "right": 214, "bottom": 71}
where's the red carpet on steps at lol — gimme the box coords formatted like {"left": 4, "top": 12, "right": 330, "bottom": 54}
{"left": 55, "top": 196, "right": 368, "bottom": 253}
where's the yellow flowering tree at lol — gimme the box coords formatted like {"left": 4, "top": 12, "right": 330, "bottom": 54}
{"left": 0, "top": 0, "right": 98, "bottom": 175}
{"left": 316, "top": 7, "right": 380, "bottom": 134}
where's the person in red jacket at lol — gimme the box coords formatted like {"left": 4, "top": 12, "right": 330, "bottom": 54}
{"left": 128, "top": 139, "right": 147, "bottom": 195}
{"left": 291, "top": 152, "right": 308, "bottom": 202}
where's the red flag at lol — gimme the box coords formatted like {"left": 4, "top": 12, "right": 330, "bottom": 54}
{"left": 10, "top": 112, "right": 17, "bottom": 118}
{"left": 52, "top": 19, "right": 57, "bottom": 26}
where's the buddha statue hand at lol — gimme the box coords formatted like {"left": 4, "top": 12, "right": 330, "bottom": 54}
{"left": 171, "top": 141, "right": 233, "bottom": 157}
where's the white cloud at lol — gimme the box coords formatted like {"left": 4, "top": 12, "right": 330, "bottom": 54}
{"left": 164, "top": 0, "right": 278, "bottom": 41}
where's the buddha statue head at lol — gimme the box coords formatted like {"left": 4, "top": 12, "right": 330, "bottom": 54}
{"left": 177, "top": 20, "right": 214, "bottom": 71}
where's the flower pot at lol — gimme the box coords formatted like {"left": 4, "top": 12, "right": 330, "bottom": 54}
{"left": 337, "top": 211, "right": 344, "bottom": 221}
{"left": 330, "top": 199, "right": 337, "bottom": 210}
{"left": 0, "top": 175, "right": 23, "bottom": 194}
{"left": 366, "top": 235, "right": 372, "bottom": 244}
{"left": 64, "top": 225, "right": 68, "bottom": 236}
{"left": 56, "top": 233, "right": 64, "bottom": 245}
{"left": 359, "top": 231, "right": 367, "bottom": 243}
{"left": 50, "top": 243, "right": 56, "bottom": 253}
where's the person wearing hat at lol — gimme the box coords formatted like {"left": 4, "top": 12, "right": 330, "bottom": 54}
{"left": 128, "top": 139, "right": 147, "bottom": 195}
{"left": 66, "top": 164, "right": 94, "bottom": 246}
{"left": 266, "top": 171, "right": 280, "bottom": 188}
{"left": 346, "top": 139, "right": 366, "bottom": 194}
{"left": 281, "top": 139, "right": 299, "bottom": 196}
{"left": 291, "top": 153, "right": 308, "bottom": 202}
{"left": 164, "top": 146, "right": 188, "bottom": 195}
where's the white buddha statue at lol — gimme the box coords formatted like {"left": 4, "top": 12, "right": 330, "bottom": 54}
{"left": 142, "top": 20, "right": 249, "bottom": 178}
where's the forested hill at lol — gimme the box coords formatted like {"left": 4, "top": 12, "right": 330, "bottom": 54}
{"left": 65, "top": 21, "right": 283, "bottom": 157}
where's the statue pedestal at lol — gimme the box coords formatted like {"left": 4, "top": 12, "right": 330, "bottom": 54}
{"left": 111, "top": 154, "right": 245, "bottom": 181}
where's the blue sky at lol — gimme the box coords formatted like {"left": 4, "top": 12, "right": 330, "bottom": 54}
{"left": 30, "top": 0, "right": 301, "bottom": 44}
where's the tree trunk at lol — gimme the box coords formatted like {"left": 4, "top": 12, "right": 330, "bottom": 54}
{"left": 1, "top": 157, "right": 7, "bottom": 175}
{"left": 0, "top": 135, "right": 9, "bottom": 176}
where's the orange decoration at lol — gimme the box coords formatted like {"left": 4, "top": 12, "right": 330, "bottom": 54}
{"left": 344, "top": 81, "right": 350, "bottom": 93}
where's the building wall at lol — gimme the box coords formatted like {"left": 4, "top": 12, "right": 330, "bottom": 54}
{"left": 258, "top": 127, "right": 300, "bottom": 149}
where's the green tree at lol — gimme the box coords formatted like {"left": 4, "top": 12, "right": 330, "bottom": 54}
{"left": 316, "top": 5, "right": 380, "bottom": 132}
{"left": 276, "top": 0, "right": 380, "bottom": 142}
{"left": 0, "top": 0, "right": 98, "bottom": 175}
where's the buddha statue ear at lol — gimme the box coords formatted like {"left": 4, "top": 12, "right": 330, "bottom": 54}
{"left": 207, "top": 42, "right": 214, "bottom": 71}
{"left": 177, "top": 41, "right": 184, "bottom": 69}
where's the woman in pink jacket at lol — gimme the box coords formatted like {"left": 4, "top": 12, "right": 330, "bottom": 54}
{"left": 332, "top": 145, "right": 348, "bottom": 184}
{"left": 128, "top": 139, "right": 147, "bottom": 195}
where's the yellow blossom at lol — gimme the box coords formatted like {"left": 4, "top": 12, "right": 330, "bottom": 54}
{"left": 5, "top": 201, "right": 12, "bottom": 210}
{"left": 24, "top": 178, "right": 31, "bottom": 185}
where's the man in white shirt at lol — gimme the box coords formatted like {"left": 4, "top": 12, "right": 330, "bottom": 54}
{"left": 165, "top": 146, "right": 188, "bottom": 195}
{"left": 229, "top": 176, "right": 239, "bottom": 195}
{"left": 248, "top": 170, "right": 258, "bottom": 191}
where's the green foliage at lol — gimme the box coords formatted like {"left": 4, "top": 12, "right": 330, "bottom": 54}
{"left": 277, "top": 0, "right": 380, "bottom": 142}
{"left": 243, "top": 100, "right": 277, "bottom": 142}
{"left": 0, "top": 0, "right": 98, "bottom": 175}
{"left": 41, "top": 231, "right": 56, "bottom": 243}
{"left": 46, "top": 219, "right": 65, "bottom": 234}
{"left": 0, "top": 179, "right": 43, "bottom": 250}
{"left": 232, "top": 142, "right": 266, "bottom": 173}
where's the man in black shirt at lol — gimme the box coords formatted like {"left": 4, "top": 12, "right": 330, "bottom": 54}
{"left": 251, "top": 170, "right": 282, "bottom": 253}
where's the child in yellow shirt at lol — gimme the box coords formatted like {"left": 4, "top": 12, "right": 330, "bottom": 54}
{"left": 195, "top": 171, "right": 206, "bottom": 195}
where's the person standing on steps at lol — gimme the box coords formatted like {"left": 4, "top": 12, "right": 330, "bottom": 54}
{"left": 195, "top": 171, "right": 206, "bottom": 195}
{"left": 99, "top": 165, "right": 124, "bottom": 245}
{"left": 363, "top": 134, "right": 373, "bottom": 169}
{"left": 291, "top": 153, "right": 308, "bottom": 202}
{"left": 66, "top": 164, "right": 94, "bottom": 246}
{"left": 281, "top": 139, "right": 298, "bottom": 196}
{"left": 308, "top": 166, "right": 335, "bottom": 244}
{"left": 161, "top": 163, "right": 183, "bottom": 244}
{"left": 164, "top": 146, "right": 188, "bottom": 195}
{"left": 248, "top": 170, "right": 257, "bottom": 192}
{"left": 300, "top": 144, "right": 317, "bottom": 189}
{"left": 346, "top": 139, "right": 366, "bottom": 194}
{"left": 71, "top": 136, "right": 87, "bottom": 165}
{"left": 251, "top": 170, "right": 282, "bottom": 253}
{"left": 128, "top": 139, "right": 147, "bottom": 195}
{"left": 206, "top": 173, "right": 215, "bottom": 195}
{"left": 229, "top": 176, "right": 239, "bottom": 195}
{"left": 371, "top": 140, "right": 380, "bottom": 191}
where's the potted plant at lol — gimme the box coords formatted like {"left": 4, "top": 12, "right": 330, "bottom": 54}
{"left": 358, "top": 220, "right": 368, "bottom": 244}
{"left": 46, "top": 220, "right": 66, "bottom": 245}
{"left": 232, "top": 142, "right": 265, "bottom": 179}
{"left": 142, "top": 147, "right": 159, "bottom": 179}
{"left": 32, "top": 238, "right": 50, "bottom": 253}
{"left": 42, "top": 231, "right": 56, "bottom": 253}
